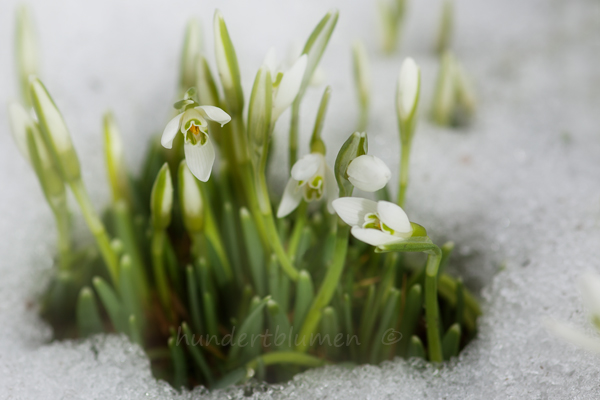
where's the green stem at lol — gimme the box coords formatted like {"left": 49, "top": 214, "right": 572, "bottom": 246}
{"left": 151, "top": 229, "right": 172, "bottom": 318}
{"left": 263, "top": 213, "right": 298, "bottom": 281}
{"left": 296, "top": 223, "right": 349, "bottom": 352}
{"left": 357, "top": 107, "right": 368, "bottom": 132}
{"left": 424, "top": 247, "right": 443, "bottom": 362}
{"left": 287, "top": 202, "right": 308, "bottom": 262}
{"left": 289, "top": 99, "right": 300, "bottom": 171}
{"left": 69, "top": 179, "right": 119, "bottom": 285}
{"left": 52, "top": 201, "right": 71, "bottom": 270}
{"left": 397, "top": 139, "right": 412, "bottom": 207}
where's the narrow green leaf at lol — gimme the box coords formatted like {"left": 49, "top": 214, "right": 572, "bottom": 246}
{"left": 76, "top": 287, "right": 104, "bottom": 337}
{"left": 168, "top": 336, "right": 188, "bottom": 390}
{"left": 293, "top": 270, "right": 314, "bottom": 329}
{"left": 442, "top": 323, "right": 461, "bottom": 360}
{"left": 266, "top": 299, "right": 292, "bottom": 351}
{"left": 240, "top": 207, "right": 266, "bottom": 296}
{"left": 397, "top": 284, "right": 423, "bottom": 357}
{"left": 407, "top": 335, "right": 426, "bottom": 359}
{"left": 181, "top": 322, "right": 214, "bottom": 386}
{"left": 186, "top": 266, "right": 203, "bottom": 333}
{"left": 93, "top": 276, "right": 127, "bottom": 333}
{"left": 229, "top": 296, "right": 270, "bottom": 363}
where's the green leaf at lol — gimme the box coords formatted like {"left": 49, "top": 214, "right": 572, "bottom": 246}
{"left": 229, "top": 296, "right": 270, "bottom": 363}
{"left": 407, "top": 335, "right": 426, "bottom": 359}
{"left": 93, "top": 277, "right": 127, "bottom": 333}
{"left": 293, "top": 270, "right": 314, "bottom": 329}
{"left": 240, "top": 207, "right": 266, "bottom": 296}
{"left": 309, "top": 86, "right": 331, "bottom": 154}
{"left": 397, "top": 284, "right": 423, "bottom": 357}
{"left": 266, "top": 299, "right": 292, "bottom": 351}
{"left": 442, "top": 323, "right": 461, "bottom": 360}
{"left": 181, "top": 322, "right": 214, "bottom": 386}
{"left": 76, "top": 287, "right": 104, "bottom": 337}
{"left": 168, "top": 336, "right": 188, "bottom": 390}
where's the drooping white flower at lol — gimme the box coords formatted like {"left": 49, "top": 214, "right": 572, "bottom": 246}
{"left": 545, "top": 272, "right": 600, "bottom": 355}
{"left": 332, "top": 198, "right": 413, "bottom": 246}
{"left": 277, "top": 152, "right": 337, "bottom": 218}
{"left": 263, "top": 48, "right": 307, "bottom": 122}
{"left": 161, "top": 105, "right": 231, "bottom": 182}
{"left": 346, "top": 154, "right": 391, "bottom": 192}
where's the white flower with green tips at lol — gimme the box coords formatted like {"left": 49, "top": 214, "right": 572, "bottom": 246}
{"left": 332, "top": 198, "right": 413, "bottom": 246}
{"left": 161, "top": 105, "right": 231, "bottom": 182}
{"left": 277, "top": 153, "right": 337, "bottom": 218}
{"left": 263, "top": 48, "right": 307, "bottom": 123}
{"left": 346, "top": 154, "right": 391, "bottom": 192}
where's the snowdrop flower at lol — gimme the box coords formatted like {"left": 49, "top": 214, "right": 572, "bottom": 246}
{"left": 347, "top": 154, "right": 391, "bottom": 192}
{"left": 277, "top": 152, "right": 337, "bottom": 218}
{"left": 397, "top": 57, "right": 420, "bottom": 123}
{"left": 263, "top": 48, "right": 307, "bottom": 122}
{"left": 161, "top": 105, "right": 231, "bottom": 182}
{"left": 545, "top": 272, "right": 600, "bottom": 354}
{"left": 332, "top": 198, "right": 413, "bottom": 246}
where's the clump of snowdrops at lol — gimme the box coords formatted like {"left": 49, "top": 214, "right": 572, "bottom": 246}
{"left": 9, "top": 6, "right": 480, "bottom": 390}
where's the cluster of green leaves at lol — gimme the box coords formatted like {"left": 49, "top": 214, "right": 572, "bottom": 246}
{"left": 13, "top": 6, "right": 482, "bottom": 391}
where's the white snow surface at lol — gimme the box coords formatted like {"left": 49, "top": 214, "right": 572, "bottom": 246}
{"left": 1, "top": 0, "right": 600, "bottom": 398}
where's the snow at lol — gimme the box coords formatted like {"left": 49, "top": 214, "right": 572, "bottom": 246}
{"left": 1, "top": 0, "right": 600, "bottom": 398}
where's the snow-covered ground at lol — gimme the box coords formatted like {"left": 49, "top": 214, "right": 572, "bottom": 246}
{"left": 1, "top": 0, "right": 600, "bottom": 398}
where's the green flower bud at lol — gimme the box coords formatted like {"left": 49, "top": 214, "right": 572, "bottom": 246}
{"left": 150, "top": 163, "right": 173, "bottom": 230}
{"left": 103, "top": 112, "right": 131, "bottom": 204}
{"left": 29, "top": 76, "right": 81, "bottom": 182}
{"left": 247, "top": 65, "right": 273, "bottom": 166}
{"left": 178, "top": 160, "right": 204, "bottom": 233}
{"left": 15, "top": 5, "right": 38, "bottom": 107}
{"left": 179, "top": 19, "right": 202, "bottom": 96}
{"left": 213, "top": 10, "right": 244, "bottom": 114}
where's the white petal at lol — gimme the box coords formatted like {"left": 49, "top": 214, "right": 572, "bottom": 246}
{"left": 324, "top": 164, "right": 338, "bottom": 214}
{"left": 332, "top": 197, "right": 377, "bottom": 227}
{"left": 544, "top": 318, "right": 600, "bottom": 354}
{"left": 263, "top": 47, "right": 278, "bottom": 73}
{"left": 347, "top": 155, "right": 391, "bottom": 192}
{"left": 196, "top": 106, "right": 231, "bottom": 126}
{"left": 291, "top": 153, "right": 322, "bottom": 182}
{"left": 351, "top": 226, "right": 406, "bottom": 246}
{"left": 273, "top": 54, "right": 308, "bottom": 120}
{"left": 581, "top": 273, "right": 600, "bottom": 319}
{"left": 161, "top": 114, "right": 182, "bottom": 149}
{"left": 277, "top": 178, "right": 303, "bottom": 218}
{"left": 377, "top": 201, "right": 413, "bottom": 236}
{"left": 184, "top": 136, "right": 215, "bottom": 182}
{"left": 398, "top": 57, "right": 420, "bottom": 118}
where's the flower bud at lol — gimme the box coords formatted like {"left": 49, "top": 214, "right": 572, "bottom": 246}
{"left": 347, "top": 154, "right": 391, "bottom": 192}
{"left": 150, "top": 163, "right": 173, "bottom": 230}
{"left": 298, "top": 9, "right": 339, "bottom": 100}
{"left": 15, "top": 5, "right": 39, "bottom": 107}
{"left": 178, "top": 161, "right": 204, "bottom": 233}
{"left": 179, "top": 19, "right": 202, "bottom": 95}
{"left": 213, "top": 10, "right": 244, "bottom": 114}
{"left": 247, "top": 65, "right": 273, "bottom": 164}
{"left": 103, "top": 112, "right": 131, "bottom": 204}
{"left": 396, "top": 57, "right": 421, "bottom": 135}
{"left": 334, "top": 131, "right": 368, "bottom": 197}
{"left": 29, "top": 76, "right": 81, "bottom": 182}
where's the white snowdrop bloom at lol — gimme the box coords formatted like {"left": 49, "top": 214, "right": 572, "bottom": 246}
{"left": 161, "top": 106, "right": 231, "bottom": 182}
{"left": 277, "top": 152, "right": 337, "bottom": 218}
{"left": 397, "top": 57, "right": 420, "bottom": 121}
{"left": 347, "top": 154, "right": 391, "bottom": 192}
{"left": 332, "top": 198, "right": 413, "bottom": 246}
{"left": 263, "top": 47, "right": 307, "bottom": 122}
